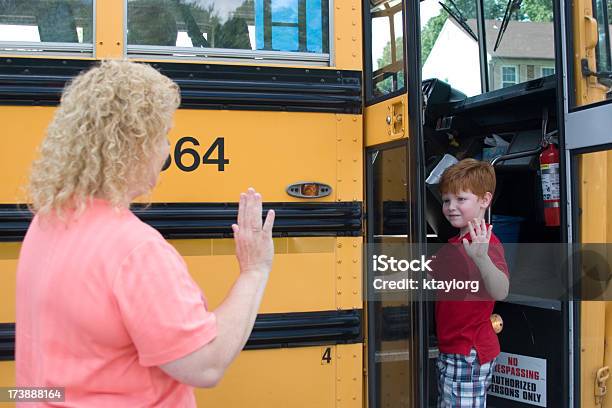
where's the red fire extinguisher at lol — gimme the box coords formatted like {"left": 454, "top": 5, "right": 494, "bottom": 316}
{"left": 539, "top": 142, "right": 560, "bottom": 226}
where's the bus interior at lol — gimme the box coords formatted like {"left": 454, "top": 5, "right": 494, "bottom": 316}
{"left": 417, "top": 0, "right": 577, "bottom": 403}
{"left": 422, "top": 73, "right": 565, "bottom": 405}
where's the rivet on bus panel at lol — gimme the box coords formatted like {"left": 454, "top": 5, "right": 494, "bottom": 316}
{"left": 353, "top": 243, "right": 357, "bottom": 247}
{"left": 337, "top": 291, "right": 342, "bottom": 295}
{"left": 338, "top": 259, "right": 342, "bottom": 264}
{"left": 338, "top": 243, "right": 342, "bottom": 248}
{"left": 352, "top": 290, "right": 357, "bottom": 295}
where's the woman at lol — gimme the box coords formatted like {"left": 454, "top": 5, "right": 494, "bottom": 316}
{"left": 16, "top": 60, "right": 275, "bottom": 407}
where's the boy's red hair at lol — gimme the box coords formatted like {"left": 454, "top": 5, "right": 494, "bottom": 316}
{"left": 439, "top": 158, "right": 496, "bottom": 198}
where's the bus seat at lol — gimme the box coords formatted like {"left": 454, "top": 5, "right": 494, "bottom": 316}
{"left": 425, "top": 182, "right": 458, "bottom": 243}
{"left": 36, "top": 1, "right": 78, "bottom": 43}
{"left": 492, "top": 130, "right": 542, "bottom": 172}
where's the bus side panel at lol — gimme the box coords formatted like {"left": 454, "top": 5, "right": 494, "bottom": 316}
{"left": 579, "top": 152, "right": 608, "bottom": 408}
{"left": 171, "top": 237, "right": 363, "bottom": 313}
{"left": 196, "top": 343, "right": 363, "bottom": 408}
{"left": 0, "top": 244, "right": 18, "bottom": 323}
{"left": 0, "top": 361, "right": 15, "bottom": 407}
{"left": 0, "top": 107, "right": 363, "bottom": 204}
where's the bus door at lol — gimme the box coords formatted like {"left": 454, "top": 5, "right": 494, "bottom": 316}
{"left": 364, "top": 1, "right": 422, "bottom": 407}
{"left": 418, "top": 0, "right": 575, "bottom": 404}
{"left": 561, "top": 0, "right": 612, "bottom": 403}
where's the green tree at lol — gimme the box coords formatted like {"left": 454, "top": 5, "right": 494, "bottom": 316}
{"left": 375, "top": 36, "right": 405, "bottom": 94}
{"left": 517, "top": 0, "right": 554, "bottom": 22}
{"left": 377, "top": 36, "right": 404, "bottom": 68}
{"left": 421, "top": 12, "right": 447, "bottom": 63}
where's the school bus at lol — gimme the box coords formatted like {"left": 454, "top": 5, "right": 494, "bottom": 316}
{"left": 0, "top": 0, "right": 610, "bottom": 407}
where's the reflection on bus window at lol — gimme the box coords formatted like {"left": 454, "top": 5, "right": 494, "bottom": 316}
{"left": 127, "top": 0, "right": 329, "bottom": 54}
{"left": 592, "top": 0, "right": 612, "bottom": 94}
{"left": 370, "top": 0, "right": 404, "bottom": 97}
{"left": 420, "top": 0, "right": 482, "bottom": 97}
{"left": 0, "top": 0, "right": 93, "bottom": 44}
{"left": 421, "top": 0, "right": 556, "bottom": 95}
{"left": 483, "top": 0, "right": 555, "bottom": 90}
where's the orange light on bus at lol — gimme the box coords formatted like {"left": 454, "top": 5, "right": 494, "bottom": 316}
{"left": 286, "top": 182, "right": 331, "bottom": 199}
{"left": 300, "top": 184, "right": 319, "bottom": 197}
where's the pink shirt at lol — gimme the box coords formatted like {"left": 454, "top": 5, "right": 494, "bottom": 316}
{"left": 15, "top": 199, "right": 217, "bottom": 407}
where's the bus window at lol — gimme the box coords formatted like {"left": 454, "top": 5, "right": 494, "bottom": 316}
{"left": 483, "top": 0, "right": 555, "bottom": 91}
{"left": 369, "top": 0, "right": 404, "bottom": 99}
{"left": 592, "top": 0, "right": 612, "bottom": 76}
{"left": 420, "top": 0, "right": 483, "bottom": 97}
{"left": 370, "top": 0, "right": 404, "bottom": 97}
{"left": 0, "top": 0, "right": 93, "bottom": 53}
{"left": 126, "top": 0, "right": 330, "bottom": 64}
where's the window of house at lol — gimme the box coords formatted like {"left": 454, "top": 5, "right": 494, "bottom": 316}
{"left": 484, "top": 0, "right": 555, "bottom": 91}
{"left": 541, "top": 66, "right": 555, "bottom": 76}
{"left": 0, "top": 0, "right": 94, "bottom": 54}
{"left": 501, "top": 65, "right": 518, "bottom": 87}
{"left": 126, "top": 0, "right": 330, "bottom": 65}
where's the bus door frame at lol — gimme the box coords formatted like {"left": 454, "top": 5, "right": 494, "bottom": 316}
{"left": 362, "top": 0, "right": 427, "bottom": 405}
{"left": 560, "top": 0, "right": 612, "bottom": 403}
{"left": 403, "top": 0, "right": 429, "bottom": 406}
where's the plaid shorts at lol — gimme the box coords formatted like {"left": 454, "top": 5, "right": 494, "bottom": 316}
{"left": 436, "top": 348, "right": 497, "bottom": 408}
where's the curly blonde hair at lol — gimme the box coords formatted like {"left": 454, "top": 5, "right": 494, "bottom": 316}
{"left": 28, "top": 60, "right": 180, "bottom": 217}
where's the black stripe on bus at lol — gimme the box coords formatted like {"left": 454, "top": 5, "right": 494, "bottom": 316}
{"left": 0, "top": 58, "right": 362, "bottom": 114}
{"left": 0, "top": 323, "right": 14, "bottom": 361}
{"left": 245, "top": 310, "right": 362, "bottom": 349}
{"left": 0, "top": 202, "right": 362, "bottom": 241}
{"left": 0, "top": 310, "right": 362, "bottom": 360}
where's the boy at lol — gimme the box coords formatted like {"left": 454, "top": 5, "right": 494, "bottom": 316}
{"left": 432, "top": 159, "right": 509, "bottom": 407}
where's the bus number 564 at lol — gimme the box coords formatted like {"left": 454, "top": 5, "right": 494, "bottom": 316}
{"left": 162, "top": 136, "right": 229, "bottom": 172}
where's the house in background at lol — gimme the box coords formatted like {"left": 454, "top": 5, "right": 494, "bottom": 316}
{"left": 422, "top": 18, "right": 597, "bottom": 96}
